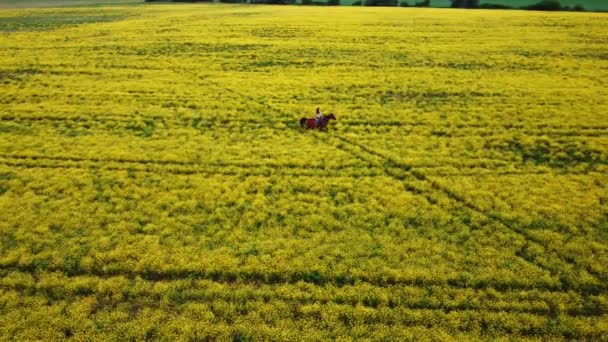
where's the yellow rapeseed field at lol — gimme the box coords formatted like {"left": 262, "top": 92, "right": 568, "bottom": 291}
{"left": 1, "top": 3, "right": 607, "bottom": 340}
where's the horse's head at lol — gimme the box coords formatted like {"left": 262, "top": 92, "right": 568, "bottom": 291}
{"left": 327, "top": 113, "right": 336, "bottom": 120}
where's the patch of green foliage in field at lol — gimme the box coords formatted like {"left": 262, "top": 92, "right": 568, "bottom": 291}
{"left": 0, "top": 10, "right": 127, "bottom": 31}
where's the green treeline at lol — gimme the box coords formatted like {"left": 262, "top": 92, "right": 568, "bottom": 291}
{"left": 144, "top": 0, "right": 593, "bottom": 11}
{"left": 450, "top": 0, "right": 585, "bottom": 11}
{"left": 355, "top": 0, "right": 588, "bottom": 10}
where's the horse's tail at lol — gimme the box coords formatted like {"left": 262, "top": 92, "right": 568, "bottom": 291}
{"left": 299, "top": 117, "right": 307, "bottom": 127}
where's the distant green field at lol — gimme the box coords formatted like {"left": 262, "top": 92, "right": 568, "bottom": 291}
{"left": 0, "top": 0, "right": 139, "bottom": 8}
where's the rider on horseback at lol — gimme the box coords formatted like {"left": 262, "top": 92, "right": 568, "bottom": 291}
{"left": 300, "top": 108, "right": 335, "bottom": 130}
{"left": 315, "top": 107, "right": 323, "bottom": 126}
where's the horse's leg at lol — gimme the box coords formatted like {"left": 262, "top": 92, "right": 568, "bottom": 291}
{"left": 320, "top": 119, "right": 328, "bottom": 131}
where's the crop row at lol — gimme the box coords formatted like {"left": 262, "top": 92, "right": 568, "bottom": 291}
{"left": 1, "top": 116, "right": 605, "bottom": 175}
{"left": 2, "top": 71, "right": 606, "bottom": 127}
{"left": 2, "top": 166, "right": 605, "bottom": 292}
{"left": 2, "top": 110, "right": 607, "bottom": 135}
{"left": 2, "top": 270, "right": 606, "bottom": 316}
{"left": 1, "top": 271, "right": 607, "bottom": 340}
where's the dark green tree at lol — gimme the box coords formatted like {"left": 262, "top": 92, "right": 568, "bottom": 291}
{"left": 365, "top": 0, "right": 398, "bottom": 6}
{"left": 450, "top": 0, "right": 478, "bottom": 8}
{"left": 521, "top": 0, "right": 563, "bottom": 11}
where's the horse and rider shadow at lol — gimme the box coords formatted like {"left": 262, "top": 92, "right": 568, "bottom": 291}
{"left": 300, "top": 107, "right": 336, "bottom": 131}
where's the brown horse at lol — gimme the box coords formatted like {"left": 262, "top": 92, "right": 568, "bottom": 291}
{"left": 299, "top": 113, "right": 336, "bottom": 131}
